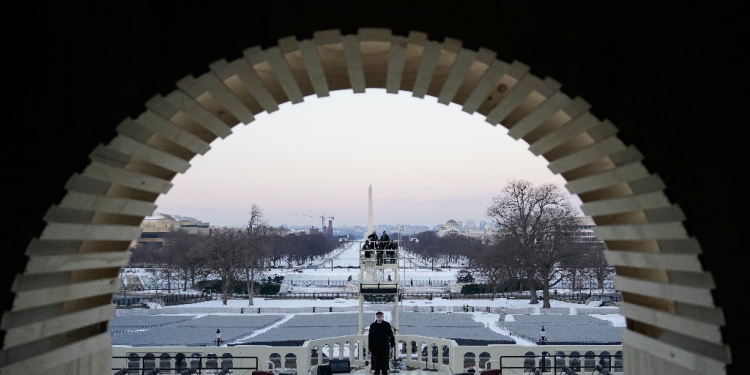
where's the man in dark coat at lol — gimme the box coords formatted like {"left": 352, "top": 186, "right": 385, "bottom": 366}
{"left": 368, "top": 311, "right": 395, "bottom": 375}
{"left": 368, "top": 231, "right": 379, "bottom": 241}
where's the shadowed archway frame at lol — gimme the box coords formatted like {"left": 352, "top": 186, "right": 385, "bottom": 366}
{"left": 2, "top": 3, "right": 742, "bottom": 375}
{"left": 1, "top": 28, "right": 730, "bottom": 374}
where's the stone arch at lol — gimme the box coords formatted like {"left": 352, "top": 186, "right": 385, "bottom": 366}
{"left": 463, "top": 352, "right": 476, "bottom": 369}
{"left": 614, "top": 351, "right": 623, "bottom": 372}
{"left": 158, "top": 353, "right": 171, "bottom": 373}
{"left": 0, "top": 28, "right": 727, "bottom": 375}
{"left": 599, "top": 351, "right": 611, "bottom": 373}
{"left": 430, "top": 342, "right": 439, "bottom": 363}
{"left": 583, "top": 351, "right": 597, "bottom": 372}
{"left": 284, "top": 353, "right": 297, "bottom": 369}
{"left": 554, "top": 351, "right": 566, "bottom": 371}
{"left": 221, "top": 353, "right": 234, "bottom": 371}
{"left": 398, "top": 339, "right": 407, "bottom": 355}
{"left": 523, "top": 352, "right": 535, "bottom": 372}
{"left": 175, "top": 353, "right": 187, "bottom": 373}
{"left": 478, "top": 351, "right": 491, "bottom": 369}
{"left": 269, "top": 352, "right": 281, "bottom": 370}
{"left": 568, "top": 351, "right": 581, "bottom": 372}
{"left": 441, "top": 345, "right": 450, "bottom": 365}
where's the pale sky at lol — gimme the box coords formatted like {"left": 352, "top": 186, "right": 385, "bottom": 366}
{"left": 154, "top": 90, "right": 581, "bottom": 228}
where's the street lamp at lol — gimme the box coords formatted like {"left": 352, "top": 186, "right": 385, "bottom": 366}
{"left": 403, "top": 238, "right": 419, "bottom": 282}
{"left": 538, "top": 326, "right": 547, "bottom": 345}
{"left": 214, "top": 329, "right": 223, "bottom": 346}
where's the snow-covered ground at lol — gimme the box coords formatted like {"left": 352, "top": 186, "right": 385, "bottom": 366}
{"left": 124, "top": 242, "right": 614, "bottom": 295}
{"left": 166, "top": 296, "right": 601, "bottom": 310}
{"left": 115, "top": 241, "right": 624, "bottom": 347}
{"left": 589, "top": 314, "right": 626, "bottom": 327}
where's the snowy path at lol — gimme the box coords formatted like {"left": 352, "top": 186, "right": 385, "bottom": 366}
{"left": 229, "top": 314, "right": 295, "bottom": 344}
{"left": 471, "top": 312, "right": 536, "bottom": 345}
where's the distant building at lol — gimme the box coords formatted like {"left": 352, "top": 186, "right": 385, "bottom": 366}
{"left": 131, "top": 213, "right": 210, "bottom": 248}
{"left": 479, "top": 220, "right": 487, "bottom": 230}
{"left": 576, "top": 216, "right": 599, "bottom": 242}
{"left": 437, "top": 219, "right": 493, "bottom": 239}
{"left": 465, "top": 220, "right": 476, "bottom": 230}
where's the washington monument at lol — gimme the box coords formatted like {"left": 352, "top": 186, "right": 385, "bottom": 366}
{"left": 367, "top": 184, "right": 373, "bottom": 234}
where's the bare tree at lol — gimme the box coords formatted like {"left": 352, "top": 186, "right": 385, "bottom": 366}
{"left": 486, "top": 180, "right": 581, "bottom": 307}
{"left": 468, "top": 243, "right": 509, "bottom": 296}
{"left": 205, "top": 227, "right": 243, "bottom": 305}
{"left": 146, "top": 266, "right": 166, "bottom": 298}
{"left": 559, "top": 248, "right": 586, "bottom": 292}
{"left": 581, "top": 241, "right": 613, "bottom": 293}
{"left": 159, "top": 230, "right": 194, "bottom": 293}
{"left": 129, "top": 242, "right": 159, "bottom": 266}
{"left": 118, "top": 266, "right": 129, "bottom": 300}
{"left": 242, "top": 205, "right": 272, "bottom": 306}
{"left": 162, "top": 230, "right": 208, "bottom": 291}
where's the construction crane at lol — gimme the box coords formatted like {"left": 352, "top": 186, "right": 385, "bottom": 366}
{"left": 290, "top": 212, "right": 334, "bottom": 234}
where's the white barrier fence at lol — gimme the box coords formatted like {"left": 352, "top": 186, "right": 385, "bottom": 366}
{"left": 540, "top": 307, "right": 571, "bottom": 315}
{"left": 113, "top": 335, "right": 624, "bottom": 375}
{"left": 575, "top": 308, "right": 620, "bottom": 315}
{"left": 116, "top": 306, "right": 619, "bottom": 316}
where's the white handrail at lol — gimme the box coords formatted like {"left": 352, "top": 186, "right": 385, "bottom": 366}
{"left": 259, "top": 360, "right": 276, "bottom": 372}
{"left": 485, "top": 359, "right": 500, "bottom": 370}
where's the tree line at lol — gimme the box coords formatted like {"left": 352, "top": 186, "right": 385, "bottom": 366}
{"left": 408, "top": 180, "right": 614, "bottom": 308}
{"left": 127, "top": 205, "right": 341, "bottom": 305}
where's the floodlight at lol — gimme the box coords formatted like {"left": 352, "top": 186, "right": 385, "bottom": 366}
{"left": 538, "top": 325, "right": 547, "bottom": 345}
{"left": 529, "top": 367, "right": 541, "bottom": 375}
{"left": 113, "top": 369, "right": 128, "bottom": 375}
{"left": 145, "top": 369, "right": 160, "bottom": 375}
{"left": 213, "top": 328, "right": 223, "bottom": 346}
{"left": 560, "top": 366, "right": 576, "bottom": 375}
{"left": 180, "top": 369, "right": 197, "bottom": 375}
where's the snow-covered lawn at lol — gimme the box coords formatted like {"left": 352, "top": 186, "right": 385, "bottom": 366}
{"left": 165, "top": 296, "right": 605, "bottom": 310}
{"left": 114, "top": 242, "right": 623, "bottom": 347}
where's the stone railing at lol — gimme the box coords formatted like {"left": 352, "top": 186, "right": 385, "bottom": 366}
{"left": 112, "top": 335, "right": 623, "bottom": 375}
{"left": 114, "top": 306, "right": 620, "bottom": 316}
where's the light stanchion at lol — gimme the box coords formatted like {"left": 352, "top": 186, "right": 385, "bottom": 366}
{"left": 538, "top": 326, "right": 547, "bottom": 345}
{"left": 213, "top": 329, "right": 223, "bottom": 346}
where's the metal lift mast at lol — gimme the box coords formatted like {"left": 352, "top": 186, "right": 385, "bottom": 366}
{"left": 357, "top": 227, "right": 403, "bottom": 335}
